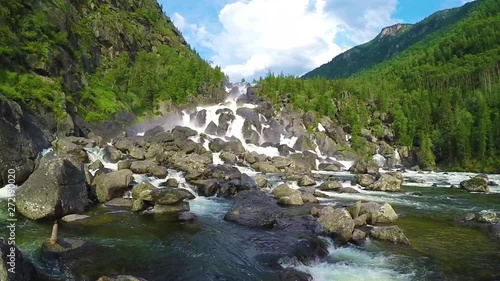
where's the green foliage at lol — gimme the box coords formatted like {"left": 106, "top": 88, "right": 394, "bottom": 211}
{"left": 0, "top": 0, "right": 225, "bottom": 123}
{"left": 258, "top": 0, "right": 500, "bottom": 172}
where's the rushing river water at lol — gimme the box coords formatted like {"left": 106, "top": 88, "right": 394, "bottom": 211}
{"left": 1, "top": 83, "right": 499, "bottom": 281}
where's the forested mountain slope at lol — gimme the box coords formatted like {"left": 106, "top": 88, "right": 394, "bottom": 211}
{"left": 258, "top": 0, "right": 500, "bottom": 172}
{"left": 0, "top": 0, "right": 225, "bottom": 126}
{"left": 303, "top": 0, "right": 478, "bottom": 79}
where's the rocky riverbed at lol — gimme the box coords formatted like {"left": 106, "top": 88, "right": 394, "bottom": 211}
{"left": 1, "top": 83, "right": 499, "bottom": 281}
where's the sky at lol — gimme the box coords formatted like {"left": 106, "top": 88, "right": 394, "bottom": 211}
{"left": 158, "top": 0, "right": 474, "bottom": 81}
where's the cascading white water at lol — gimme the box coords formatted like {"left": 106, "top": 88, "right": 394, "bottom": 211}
{"left": 394, "top": 148, "right": 402, "bottom": 167}
{"left": 373, "top": 146, "right": 387, "bottom": 167}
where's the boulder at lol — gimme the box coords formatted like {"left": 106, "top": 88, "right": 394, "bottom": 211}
{"left": 139, "top": 187, "right": 195, "bottom": 205}
{"left": 190, "top": 109, "right": 207, "bottom": 127}
{"left": 132, "top": 182, "right": 156, "bottom": 199}
{"left": 204, "top": 121, "right": 219, "bottom": 135}
{"left": 128, "top": 147, "right": 146, "bottom": 160}
{"left": 41, "top": 238, "right": 100, "bottom": 262}
{"left": 293, "top": 135, "right": 316, "bottom": 151}
{"left": 220, "top": 152, "right": 237, "bottom": 163}
{"left": 370, "top": 226, "right": 410, "bottom": 245}
{"left": 367, "top": 174, "right": 402, "bottom": 192}
{"left": 93, "top": 169, "right": 133, "bottom": 202}
{"left": 224, "top": 190, "right": 284, "bottom": 228}
{"left": 356, "top": 174, "right": 375, "bottom": 187}
{"left": 17, "top": 155, "right": 88, "bottom": 220}
{"left": 301, "top": 193, "right": 319, "bottom": 203}
{"left": 349, "top": 159, "right": 380, "bottom": 175}
{"left": 278, "top": 193, "right": 304, "bottom": 206}
{"left": 104, "top": 198, "right": 133, "bottom": 208}
{"left": 359, "top": 202, "right": 398, "bottom": 224}
{"left": 255, "top": 175, "right": 268, "bottom": 188}
{"left": 252, "top": 162, "right": 280, "bottom": 173}
{"left": 318, "top": 181, "right": 342, "bottom": 191}
{"left": 62, "top": 214, "right": 91, "bottom": 223}
{"left": 152, "top": 202, "right": 190, "bottom": 214}
{"left": 191, "top": 179, "right": 220, "bottom": 197}
{"left": 171, "top": 126, "right": 198, "bottom": 139}
{"left": 318, "top": 162, "right": 344, "bottom": 172}
{"left": 317, "top": 207, "right": 354, "bottom": 244}
{"left": 298, "top": 175, "right": 316, "bottom": 187}
{"left": 0, "top": 240, "right": 40, "bottom": 281}
{"left": 351, "top": 229, "right": 368, "bottom": 245}
{"left": 178, "top": 211, "right": 197, "bottom": 222}
{"left": 272, "top": 184, "right": 298, "bottom": 198}
{"left": 89, "top": 160, "right": 104, "bottom": 170}
{"left": 53, "top": 138, "right": 89, "bottom": 163}
{"left": 161, "top": 178, "right": 179, "bottom": 188}
{"left": 460, "top": 176, "right": 489, "bottom": 192}
{"left": 476, "top": 211, "right": 498, "bottom": 223}
{"left": 145, "top": 143, "right": 164, "bottom": 160}
{"left": 144, "top": 125, "right": 165, "bottom": 137}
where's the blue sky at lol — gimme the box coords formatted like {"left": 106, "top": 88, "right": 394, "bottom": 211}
{"left": 158, "top": 0, "right": 473, "bottom": 81}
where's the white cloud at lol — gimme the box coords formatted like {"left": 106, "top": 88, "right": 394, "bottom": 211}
{"left": 174, "top": 0, "right": 400, "bottom": 81}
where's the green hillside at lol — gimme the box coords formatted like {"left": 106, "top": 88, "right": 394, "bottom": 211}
{"left": 0, "top": 0, "right": 225, "bottom": 123}
{"left": 303, "top": 1, "right": 478, "bottom": 79}
{"left": 258, "top": 0, "right": 500, "bottom": 172}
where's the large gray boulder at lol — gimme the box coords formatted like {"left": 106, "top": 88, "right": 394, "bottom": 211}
{"left": 93, "top": 169, "right": 133, "bottom": 202}
{"left": 224, "top": 190, "right": 284, "bottom": 228}
{"left": 0, "top": 96, "right": 53, "bottom": 186}
{"left": 138, "top": 187, "right": 195, "bottom": 205}
{"left": 317, "top": 207, "right": 354, "bottom": 244}
{"left": 358, "top": 202, "right": 398, "bottom": 224}
{"left": 367, "top": 174, "right": 402, "bottom": 192}
{"left": 17, "top": 155, "right": 88, "bottom": 220}
{"left": 349, "top": 159, "right": 380, "bottom": 175}
{"left": 0, "top": 240, "right": 41, "bottom": 281}
{"left": 460, "top": 176, "right": 489, "bottom": 193}
{"left": 370, "top": 226, "right": 410, "bottom": 245}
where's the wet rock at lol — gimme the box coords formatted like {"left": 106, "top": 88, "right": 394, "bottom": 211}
{"left": 463, "top": 213, "right": 476, "bottom": 221}
{"left": 178, "top": 211, "right": 196, "bottom": 222}
{"left": 318, "top": 162, "right": 344, "bottom": 172}
{"left": 278, "top": 193, "right": 304, "bottom": 206}
{"left": 145, "top": 143, "right": 164, "bottom": 160}
{"left": 17, "top": 155, "right": 88, "bottom": 220}
{"left": 218, "top": 111, "right": 235, "bottom": 134}
{"left": 318, "top": 180, "right": 342, "bottom": 191}
{"left": 117, "top": 160, "right": 133, "bottom": 170}
{"left": 272, "top": 184, "right": 298, "bottom": 198}
{"left": 317, "top": 207, "right": 354, "bottom": 244}
{"left": 41, "top": 238, "right": 99, "bottom": 261}
{"left": 351, "top": 229, "right": 368, "bottom": 245}
{"left": 204, "top": 121, "right": 219, "bottom": 135}
{"left": 277, "top": 144, "right": 295, "bottom": 156}
{"left": 252, "top": 162, "right": 280, "bottom": 173}
{"left": 255, "top": 175, "right": 268, "bottom": 188}
{"left": 144, "top": 125, "right": 165, "bottom": 137}
{"left": 102, "top": 145, "right": 123, "bottom": 163}
{"left": 190, "top": 109, "right": 207, "bottom": 127}
{"left": 348, "top": 201, "right": 361, "bottom": 218}
{"left": 301, "top": 193, "right": 319, "bottom": 203}
{"left": 104, "top": 198, "right": 133, "bottom": 208}
{"left": 487, "top": 181, "right": 498, "bottom": 186}
{"left": 139, "top": 187, "right": 195, "bottom": 205}
{"left": 53, "top": 138, "right": 89, "bottom": 163}
{"left": 89, "top": 160, "right": 104, "bottom": 170}
{"left": 132, "top": 199, "right": 146, "bottom": 212}
{"left": 160, "top": 178, "right": 179, "bottom": 188}
{"left": 171, "top": 126, "right": 197, "bottom": 139}
{"left": 220, "top": 151, "right": 237, "bottom": 163}
{"left": 476, "top": 211, "right": 498, "bottom": 223}
{"left": 356, "top": 174, "right": 376, "bottom": 187}
{"left": 0, "top": 240, "right": 40, "bottom": 281}
{"left": 298, "top": 175, "right": 316, "bottom": 187}
{"left": 129, "top": 160, "right": 157, "bottom": 174}
{"left": 359, "top": 202, "right": 398, "bottom": 224}
{"left": 149, "top": 165, "right": 168, "bottom": 178}
{"left": 353, "top": 213, "right": 368, "bottom": 226}
{"left": 271, "top": 157, "right": 292, "bottom": 169}
{"left": 460, "top": 176, "right": 489, "bottom": 192}
{"left": 367, "top": 174, "right": 402, "bottom": 192}
{"left": 338, "top": 187, "right": 360, "bottom": 194}
{"left": 310, "top": 206, "right": 320, "bottom": 217}
{"left": 61, "top": 214, "right": 91, "bottom": 223}
{"left": 191, "top": 179, "right": 220, "bottom": 197}
{"left": 319, "top": 116, "right": 346, "bottom": 144}
{"left": 94, "top": 169, "right": 133, "bottom": 203}
{"left": 132, "top": 182, "right": 156, "bottom": 199}
{"left": 152, "top": 202, "right": 190, "bottom": 214}
{"left": 314, "top": 190, "right": 331, "bottom": 197}
{"left": 129, "top": 147, "right": 146, "bottom": 160}
{"left": 224, "top": 190, "right": 284, "bottom": 228}
{"left": 288, "top": 152, "right": 317, "bottom": 173}
{"left": 370, "top": 226, "right": 410, "bottom": 245}
{"left": 293, "top": 135, "right": 316, "bottom": 151}
{"left": 349, "top": 159, "right": 380, "bottom": 175}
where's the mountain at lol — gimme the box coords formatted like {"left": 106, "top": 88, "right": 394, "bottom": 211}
{"left": 0, "top": 0, "right": 225, "bottom": 128}
{"left": 302, "top": 1, "right": 478, "bottom": 79}
{"left": 258, "top": 0, "right": 500, "bottom": 172}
